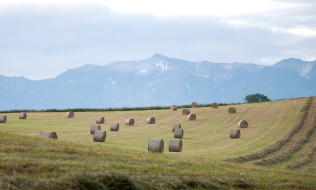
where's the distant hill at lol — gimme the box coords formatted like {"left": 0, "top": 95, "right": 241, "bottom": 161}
{"left": 0, "top": 54, "right": 315, "bottom": 110}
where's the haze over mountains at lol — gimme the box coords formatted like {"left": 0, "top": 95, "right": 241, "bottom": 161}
{"left": 1, "top": 54, "right": 315, "bottom": 110}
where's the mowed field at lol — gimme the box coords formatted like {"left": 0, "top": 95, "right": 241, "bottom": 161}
{"left": 1, "top": 97, "right": 316, "bottom": 189}
{"left": 1, "top": 97, "right": 313, "bottom": 163}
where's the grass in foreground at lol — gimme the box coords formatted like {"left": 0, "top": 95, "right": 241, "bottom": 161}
{"left": 0, "top": 132, "right": 316, "bottom": 189}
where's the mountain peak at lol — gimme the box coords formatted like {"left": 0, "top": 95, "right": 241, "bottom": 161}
{"left": 275, "top": 58, "right": 303, "bottom": 66}
{"left": 151, "top": 53, "right": 168, "bottom": 59}
{"left": 273, "top": 58, "right": 316, "bottom": 78}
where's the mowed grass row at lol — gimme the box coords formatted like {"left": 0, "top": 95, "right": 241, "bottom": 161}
{"left": 1, "top": 131, "right": 316, "bottom": 189}
{"left": 0, "top": 98, "right": 305, "bottom": 160}
{"left": 269, "top": 98, "right": 316, "bottom": 171}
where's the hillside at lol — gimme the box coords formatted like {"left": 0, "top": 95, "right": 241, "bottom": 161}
{"left": 1, "top": 97, "right": 316, "bottom": 189}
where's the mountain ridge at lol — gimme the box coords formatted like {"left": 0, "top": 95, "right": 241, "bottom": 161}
{"left": 0, "top": 54, "right": 315, "bottom": 110}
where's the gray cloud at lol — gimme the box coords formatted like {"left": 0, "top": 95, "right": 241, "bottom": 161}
{"left": 0, "top": 2, "right": 315, "bottom": 80}
{"left": 230, "top": 1, "right": 316, "bottom": 28}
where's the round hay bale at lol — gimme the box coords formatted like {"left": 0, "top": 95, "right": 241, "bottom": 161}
{"left": 0, "top": 115, "right": 7, "bottom": 123}
{"left": 125, "top": 118, "right": 135, "bottom": 126}
{"left": 19, "top": 112, "right": 27, "bottom": 119}
{"left": 148, "top": 138, "right": 164, "bottom": 153}
{"left": 182, "top": 108, "right": 190, "bottom": 115}
{"left": 211, "top": 103, "right": 218, "bottom": 108}
{"left": 93, "top": 130, "right": 106, "bottom": 142}
{"left": 230, "top": 129, "right": 240, "bottom": 138}
{"left": 170, "top": 105, "right": 177, "bottom": 111}
{"left": 238, "top": 120, "right": 248, "bottom": 128}
{"left": 66, "top": 111, "right": 74, "bottom": 118}
{"left": 228, "top": 107, "right": 236, "bottom": 114}
{"left": 96, "top": 117, "right": 105, "bottom": 124}
{"left": 169, "top": 139, "right": 182, "bottom": 152}
{"left": 110, "top": 122, "right": 119, "bottom": 131}
{"left": 147, "top": 117, "right": 155, "bottom": 124}
{"left": 90, "top": 125, "right": 101, "bottom": 134}
{"left": 172, "top": 123, "right": 181, "bottom": 132}
{"left": 174, "top": 129, "right": 184, "bottom": 138}
{"left": 191, "top": 102, "right": 198, "bottom": 108}
{"left": 39, "top": 131, "right": 57, "bottom": 139}
{"left": 188, "top": 114, "right": 196, "bottom": 120}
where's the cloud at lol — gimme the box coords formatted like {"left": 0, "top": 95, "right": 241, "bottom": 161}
{"left": 0, "top": 0, "right": 292, "bottom": 17}
{"left": 228, "top": 1, "right": 316, "bottom": 29}
{"left": 0, "top": 2, "right": 315, "bottom": 80}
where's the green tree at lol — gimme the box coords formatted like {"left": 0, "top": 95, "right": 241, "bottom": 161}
{"left": 244, "top": 93, "right": 271, "bottom": 103}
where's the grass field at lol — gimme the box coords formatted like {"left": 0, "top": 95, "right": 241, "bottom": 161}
{"left": 1, "top": 97, "right": 316, "bottom": 189}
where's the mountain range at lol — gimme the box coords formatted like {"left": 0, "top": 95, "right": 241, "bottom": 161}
{"left": 1, "top": 54, "right": 315, "bottom": 110}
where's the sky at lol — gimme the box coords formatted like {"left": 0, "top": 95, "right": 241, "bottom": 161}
{"left": 0, "top": 0, "right": 315, "bottom": 80}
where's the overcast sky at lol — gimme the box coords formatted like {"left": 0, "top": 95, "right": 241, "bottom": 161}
{"left": 0, "top": 0, "right": 315, "bottom": 80}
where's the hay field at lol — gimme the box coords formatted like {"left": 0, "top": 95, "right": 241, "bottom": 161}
{"left": 1, "top": 97, "right": 307, "bottom": 161}
{"left": 1, "top": 97, "right": 316, "bottom": 189}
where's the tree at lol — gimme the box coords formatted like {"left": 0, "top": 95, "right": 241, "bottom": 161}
{"left": 244, "top": 93, "right": 271, "bottom": 103}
